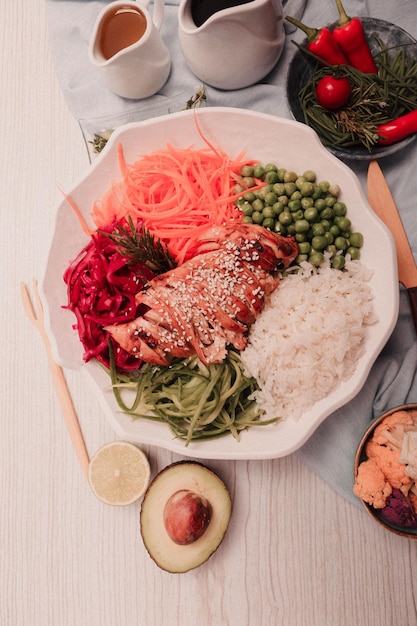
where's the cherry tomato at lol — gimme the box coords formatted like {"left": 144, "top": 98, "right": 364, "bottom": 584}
{"left": 315, "top": 75, "right": 351, "bottom": 110}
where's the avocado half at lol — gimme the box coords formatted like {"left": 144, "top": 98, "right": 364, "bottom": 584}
{"left": 140, "top": 461, "right": 232, "bottom": 573}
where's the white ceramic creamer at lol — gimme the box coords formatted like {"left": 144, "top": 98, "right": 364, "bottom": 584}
{"left": 178, "top": 0, "right": 285, "bottom": 90}
{"left": 89, "top": 0, "right": 170, "bottom": 99}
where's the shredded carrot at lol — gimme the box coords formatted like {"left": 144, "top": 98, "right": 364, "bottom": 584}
{"left": 90, "top": 136, "right": 263, "bottom": 264}
{"left": 59, "top": 185, "right": 94, "bottom": 237}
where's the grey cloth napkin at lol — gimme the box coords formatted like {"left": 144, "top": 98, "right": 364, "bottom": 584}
{"left": 46, "top": 0, "right": 417, "bottom": 506}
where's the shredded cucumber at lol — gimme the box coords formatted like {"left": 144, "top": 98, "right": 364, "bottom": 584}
{"left": 108, "top": 347, "right": 280, "bottom": 445}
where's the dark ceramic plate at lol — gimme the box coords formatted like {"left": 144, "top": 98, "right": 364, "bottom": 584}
{"left": 286, "top": 17, "right": 417, "bottom": 161}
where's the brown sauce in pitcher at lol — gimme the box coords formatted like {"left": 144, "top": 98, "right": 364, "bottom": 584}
{"left": 191, "top": 0, "right": 254, "bottom": 27}
{"left": 99, "top": 5, "right": 147, "bottom": 60}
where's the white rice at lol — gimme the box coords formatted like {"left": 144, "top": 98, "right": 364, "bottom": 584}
{"left": 240, "top": 258, "right": 377, "bottom": 422}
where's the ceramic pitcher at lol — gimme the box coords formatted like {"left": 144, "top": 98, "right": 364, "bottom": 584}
{"left": 89, "top": 0, "right": 170, "bottom": 100}
{"left": 178, "top": 0, "right": 286, "bottom": 90}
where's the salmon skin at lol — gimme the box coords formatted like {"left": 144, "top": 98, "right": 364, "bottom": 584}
{"left": 106, "top": 224, "right": 298, "bottom": 366}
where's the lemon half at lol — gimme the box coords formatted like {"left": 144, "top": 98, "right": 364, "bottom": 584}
{"left": 88, "top": 441, "right": 151, "bottom": 506}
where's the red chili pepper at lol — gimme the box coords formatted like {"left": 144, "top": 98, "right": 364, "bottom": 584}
{"left": 285, "top": 16, "right": 350, "bottom": 66}
{"left": 333, "top": 0, "right": 378, "bottom": 74}
{"left": 377, "top": 110, "right": 417, "bottom": 145}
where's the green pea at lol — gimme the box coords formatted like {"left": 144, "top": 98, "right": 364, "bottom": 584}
{"left": 311, "top": 185, "right": 323, "bottom": 200}
{"left": 253, "top": 164, "right": 265, "bottom": 178}
{"left": 301, "top": 197, "right": 314, "bottom": 209}
{"left": 252, "top": 198, "right": 264, "bottom": 212}
{"left": 302, "top": 170, "right": 316, "bottom": 182}
{"left": 296, "top": 254, "right": 309, "bottom": 264}
{"left": 312, "top": 223, "right": 325, "bottom": 236}
{"left": 241, "top": 165, "right": 254, "bottom": 177}
{"left": 347, "top": 246, "right": 361, "bottom": 260}
{"left": 240, "top": 203, "right": 253, "bottom": 216}
{"left": 278, "top": 195, "right": 289, "bottom": 206}
{"left": 265, "top": 191, "right": 278, "bottom": 205}
{"left": 243, "top": 191, "right": 256, "bottom": 202}
{"left": 349, "top": 232, "right": 364, "bottom": 248}
{"left": 300, "top": 181, "right": 314, "bottom": 197}
{"left": 277, "top": 168, "right": 287, "bottom": 182}
{"left": 284, "top": 182, "right": 297, "bottom": 196}
{"left": 242, "top": 215, "right": 253, "bottom": 224}
{"left": 326, "top": 244, "right": 337, "bottom": 258}
{"left": 333, "top": 201, "right": 346, "bottom": 216}
{"left": 332, "top": 255, "right": 345, "bottom": 270}
{"left": 262, "top": 217, "right": 275, "bottom": 230}
{"left": 288, "top": 199, "right": 301, "bottom": 212}
{"left": 314, "top": 198, "right": 326, "bottom": 212}
{"left": 255, "top": 186, "right": 268, "bottom": 200}
{"left": 242, "top": 176, "right": 255, "bottom": 187}
{"left": 262, "top": 206, "right": 275, "bottom": 219}
{"left": 329, "top": 224, "right": 340, "bottom": 237}
{"left": 328, "top": 184, "right": 341, "bottom": 197}
{"left": 291, "top": 191, "right": 302, "bottom": 201}
{"left": 319, "top": 207, "right": 333, "bottom": 220}
{"left": 318, "top": 180, "right": 330, "bottom": 193}
{"left": 325, "top": 196, "right": 336, "bottom": 207}
{"left": 324, "top": 231, "right": 334, "bottom": 245}
{"left": 284, "top": 170, "right": 297, "bottom": 183}
{"left": 320, "top": 219, "right": 331, "bottom": 230}
{"left": 234, "top": 184, "right": 245, "bottom": 194}
{"left": 272, "top": 201, "right": 284, "bottom": 215}
{"left": 295, "top": 233, "right": 306, "bottom": 243}
{"left": 309, "top": 251, "right": 325, "bottom": 266}
{"left": 265, "top": 171, "right": 279, "bottom": 184}
{"left": 295, "top": 176, "right": 306, "bottom": 190}
{"left": 298, "top": 241, "right": 311, "bottom": 254}
{"left": 295, "top": 219, "right": 310, "bottom": 233}
{"left": 275, "top": 222, "right": 285, "bottom": 234}
{"left": 311, "top": 235, "right": 327, "bottom": 250}
{"left": 273, "top": 183, "right": 286, "bottom": 196}
{"left": 304, "top": 207, "right": 319, "bottom": 223}
{"left": 286, "top": 224, "right": 296, "bottom": 235}
{"left": 335, "top": 216, "right": 351, "bottom": 231}
{"left": 252, "top": 211, "right": 263, "bottom": 224}
{"left": 335, "top": 236, "right": 348, "bottom": 250}
{"left": 279, "top": 211, "right": 293, "bottom": 225}
{"left": 264, "top": 163, "right": 278, "bottom": 173}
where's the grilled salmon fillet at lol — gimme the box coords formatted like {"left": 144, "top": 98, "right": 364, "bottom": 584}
{"left": 106, "top": 224, "right": 298, "bottom": 366}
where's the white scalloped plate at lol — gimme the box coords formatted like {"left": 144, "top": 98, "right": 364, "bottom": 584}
{"left": 42, "top": 107, "right": 399, "bottom": 459}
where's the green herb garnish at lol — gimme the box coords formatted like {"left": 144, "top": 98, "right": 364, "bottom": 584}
{"left": 101, "top": 216, "right": 176, "bottom": 274}
{"left": 183, "top": 85, "right": 207, "bottom": 110}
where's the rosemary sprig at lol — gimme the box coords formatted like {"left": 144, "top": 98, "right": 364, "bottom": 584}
{"left": 101, "top": 216, "right": 176, "bottom": 274}
{"left": 183, "top": 85, "right": 207, "bottom": 109}
{"left": 89, "top": 130, "right": 113, "bottom": 155}
{"left": 88, "top": 87, "right": 208, "bottom": 156}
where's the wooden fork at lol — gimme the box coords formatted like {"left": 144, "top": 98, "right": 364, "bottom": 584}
{"left": 20, "top": 279, "right": 90, "bottom": 480}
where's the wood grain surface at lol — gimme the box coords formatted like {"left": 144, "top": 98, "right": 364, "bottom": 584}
{"left": 1, "top": 2, "right": 416, "bottom": 625}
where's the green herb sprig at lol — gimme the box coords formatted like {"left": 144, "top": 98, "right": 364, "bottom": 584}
{"left": 101, "top": 216, "right": 176, "bottom": 275}
{"left": 89, "top": 87, "right": 208, "bottom": 156}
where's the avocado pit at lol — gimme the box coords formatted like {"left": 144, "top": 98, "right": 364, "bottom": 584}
{"left": 140, "top": 461, "right": 232, "bottom": 573}
{"left": 164, "top": 489, "right": 212, "bottom": 545}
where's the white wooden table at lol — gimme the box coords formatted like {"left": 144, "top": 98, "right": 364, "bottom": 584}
{"left": 1, "top": 2, "right": 416, "bottom": 625}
